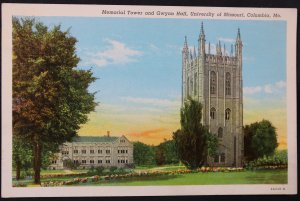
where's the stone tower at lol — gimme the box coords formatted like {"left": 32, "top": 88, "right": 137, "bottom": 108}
{"left": 182, "top": 23, "right": 243, "bottom": 167}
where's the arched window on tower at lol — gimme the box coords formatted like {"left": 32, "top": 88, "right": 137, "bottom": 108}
{"left": 210, "top": 71, "right": 216, "bottom": 94}
{"left": 218, "top": 127, "right": 223, "bottom": 138}
{"left": 194, "top": 73, "right": 197, "bottom": 96}
{"left": 225, "top": 108, "right": 231, "bottom": 120}
{"left": 210, "top": 107, "right": 216, "bottom": 119}
{"left": 225, "top": 72, "right": 231, "bottom": 95}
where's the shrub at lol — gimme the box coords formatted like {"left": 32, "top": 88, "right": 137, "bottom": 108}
{"left": 109, "top": 166, "right": 118, "bottom": 173}
{"left": 245, "top": 150, "right": 287, "bottom": 170}
{"left": 95, "top": 166, "right": 105, "bottom": 175}
{"left": 125, "top": 163, "right": 135, "bottom": 169}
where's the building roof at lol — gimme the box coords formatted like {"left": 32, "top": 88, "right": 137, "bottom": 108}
{"left": 71, "top": 136, "right": 119, "bottom": 143}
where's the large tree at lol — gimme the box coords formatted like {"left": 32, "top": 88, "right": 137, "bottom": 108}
{"left": 12, "top": 18, "right": 97, "bottom": 184}
{"left": 133, "top": 142, "right": 155, "bottom": 166}
{"left": 252, "top": 120, "right": 278, "bottom": 158}
{"left": 158, "top": 139, "right": 179, "bottom": 165}
{"left": 173, "top": 98, "right": 209, "bottom": 170}
{"left": 244, "top": 120, "right": 278, "bottom": 161}
{"left": 12, "top": 135, "right": 32, "bottom": 180}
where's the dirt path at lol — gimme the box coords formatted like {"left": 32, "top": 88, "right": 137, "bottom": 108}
{"left": 64, "top": 169, "right": 73, "bottom": 174}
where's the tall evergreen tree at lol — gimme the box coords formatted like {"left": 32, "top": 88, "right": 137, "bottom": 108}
{"left": 12, "top": 17, "right": 97, "bottom": 184}
{"left": 173, "top": 98, "right": 209, "bottom": 170}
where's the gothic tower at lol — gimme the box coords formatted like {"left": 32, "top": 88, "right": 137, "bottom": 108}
{"left": 182, "top": 23, "right": 244, "bottom": 167}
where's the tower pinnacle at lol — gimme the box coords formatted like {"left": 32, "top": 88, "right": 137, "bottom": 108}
{"left": 184, "top": 36, "right": 188, "bottom": 49}
{"left": 199, "top": 22, "right": 206, "bottom": 56}
{"left": 236, "top": 27, "right": 241, "bottom": 41}
{"left": 200, "top": 22, "right": 205, "bottom": 36}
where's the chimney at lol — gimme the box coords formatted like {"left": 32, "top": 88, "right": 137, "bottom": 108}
{"left": 107, "top": 131, "right": 110, "bottom": 137}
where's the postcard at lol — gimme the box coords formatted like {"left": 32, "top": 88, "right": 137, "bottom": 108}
{"left": 1, "top": 3, "right": 297, "bottom": 197}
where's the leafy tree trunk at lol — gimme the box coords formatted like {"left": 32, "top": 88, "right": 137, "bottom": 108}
{"left": 33, "top": 135, "right": 42, "bottom": 184}
{"left": 16, "top": 157, "right": 21, "bottom": 180}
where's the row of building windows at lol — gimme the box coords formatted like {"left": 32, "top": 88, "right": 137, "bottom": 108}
{"left": 186, "top": 71, "right": 231, "bottom": 97}
{"left": 65, "top": 149, "right": 112, "bottom": 155}
{"left": 62, "top": 151, "right": 69, "bottom": 155}
{"left": 210, "top": 108, "right": 231, "bottom": 120}
{"left": 74, "top": 159, "right": 111, "bottom": 164}
{"left": 118, "top": 160, "right": 128, "bottom": 164}
{"left": 118, "top": 150, "right": 128, "bottom": 154}
{"left": 210, "top": 71, "right": 231, "bottom": 95}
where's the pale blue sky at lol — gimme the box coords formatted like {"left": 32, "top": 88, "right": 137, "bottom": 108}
{"left": 33, "top": 17, "right": 287, "bottom": 146}
{"left": 38, "top": 17, "right": 286, "bottom": 100}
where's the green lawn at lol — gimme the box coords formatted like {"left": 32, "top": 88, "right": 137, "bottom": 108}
{"left": 73, "top": 170, "right": 287, "bottom": 186}
{"left": 13, "top": 168, "right": 287, "bottom": 186}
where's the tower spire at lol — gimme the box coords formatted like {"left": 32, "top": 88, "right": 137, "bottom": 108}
{"left": 217, "top": 40, "right": 222, "bottom": 56}
{"left": 201, "top": 21, "right": 205, "bottom": 36}
{"left": 193, "top": 46, "right": 197, "bottom": 58}
{"left": 223, "top": 43, "right": 226, "bottom": 56}
{"left": 236, "top": 27, "right": 241, "bottom": 41}
{"left": 208, "top": 42, "right": 211, "bottom": 54}
{"left": 235, "top": 28, "right": 243, "bottom": 57}
{"left": 184, "top": 36, "right": 188, "bottom": 49}
{"left": 198, "top": 22, "right": 206, "bottom": 56}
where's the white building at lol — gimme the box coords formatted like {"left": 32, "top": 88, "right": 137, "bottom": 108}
{"left": 49, "top": 132, "right": 134, "bottom": 169}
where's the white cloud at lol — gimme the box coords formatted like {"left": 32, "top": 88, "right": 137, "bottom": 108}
{"left": 264, "top": 84, "right": 273, "bottom": 94}
{"left": 121, "top": 96, "right": 180, "bottom": 107}
{"left": 84, "top": 39, "right": 143, "bottom": 67}
{"left": 149, "top": 43, "right": 159, "bottom": 51}
{"left": 218, "top": 37, "right": 235, "bottom": 43}
{"left": 244, "top": 86, "right": 262, "bottom": 95}
{"left": 244, "top": 81, "right": 286, "bottom": 95}
{"left": 275, "top": 80, "right": 286, "bottom": 89}
{"left": 205, "top": 43, "right": 231, "bottom": 56}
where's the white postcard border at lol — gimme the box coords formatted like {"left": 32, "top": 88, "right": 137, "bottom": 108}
{"left": 1, "top": 3, "right": 297, "bottom": 197}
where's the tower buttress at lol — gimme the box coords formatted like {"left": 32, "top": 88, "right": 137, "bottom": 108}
{"left": 182, "top": 36, "right": 189, "bottom": 105}
{"left": 197, "top": 22, "right": 205, "bottom": 121}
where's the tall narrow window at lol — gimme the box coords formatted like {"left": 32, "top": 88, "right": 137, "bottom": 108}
{"left": 220, "top": 153, "right": 225, "bottom": 162}
{"left": 190, "top": 79, "right": 193, "bottom": 96}
{"left": 187, "top": 77, "right": 190, "bottom": 97}
{"left": 214, "top": 155, "right": 219, "bottom": 163}
{"left": 210, "top": 71, "right": 216, "bottom": 94}
{"left": 218, "top": 127, "right": 223, "bottom": 138}
{"left": 225, "top": 108, "right": 231, "bottom": 120}
{"left": 225, "top": 72, "right": 231, "bottom": 95}
{"left": 210, "top": 107, "right": 216, "bottom": 119}
{"left": 194, "top": 73, "right": 197, "bottom": 96}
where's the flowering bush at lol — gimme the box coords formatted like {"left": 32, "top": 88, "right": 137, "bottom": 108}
{"left": 41, "top": 172, "right": 87, "bottom": 179}
{"left": 40, "top": 166, "right": 246, "bottom": 187}
{"left": 13, "top": 182, "right": 27, "bottom": 187}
